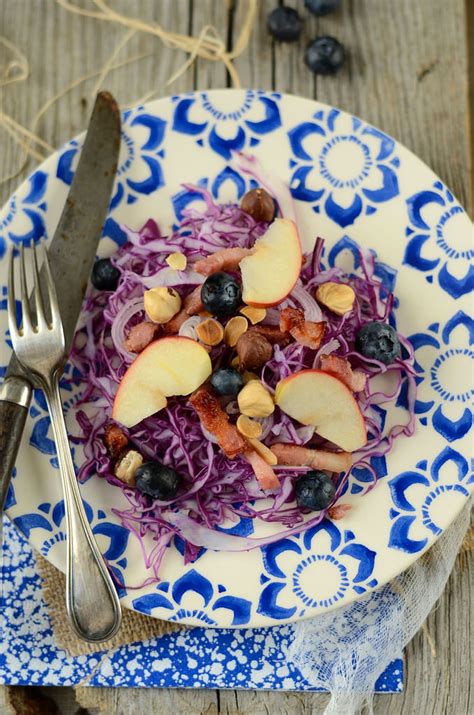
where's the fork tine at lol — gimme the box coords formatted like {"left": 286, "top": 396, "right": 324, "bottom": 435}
{"left": 19, "top": 243, "right": 33, "bottom": 335}
{"left": 31, "top": 240, "right": 47, "bottom": 329}
{"left": 7, "top": 248, "right": 19, "bottom": 339}
{"left": 41, "top": 243, "right": 61, "bottom": 328}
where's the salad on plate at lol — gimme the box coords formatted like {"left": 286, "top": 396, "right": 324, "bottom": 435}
{"left": 69, "top": 154, "right": 416, "bottom": 583}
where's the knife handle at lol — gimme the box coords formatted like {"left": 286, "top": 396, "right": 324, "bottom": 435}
{"left": 0, "top": 377, "right": 32, "bottom": 511}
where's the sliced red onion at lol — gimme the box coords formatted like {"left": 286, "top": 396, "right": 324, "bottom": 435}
{"left": 179, "top": 316, "right": 203, "bottom": 340}
{"left": 313, "top": 338, "right": 340, "bottom": 367}
{"left": 256, "top": 414, "right": 275, "bottom": 441}
{"left": 295, "top": 425, "right": 316, "bottom": 443}
{"left": 110, "top": 296, "right": 145, "bottom": 362}
{"left": 144, "top": 268, "right": 205, "bottom": 289}
{"left": 163, "top": 509, "right": 327, "bottom": 551}
{"left": 225, "top": 400, "right": 240, "bottom": 416}
{"left": 291, "top": 281, "right": 325, "bottom": 322}
{"left": 263, "top": 308, "right": 281, "bottom": 326}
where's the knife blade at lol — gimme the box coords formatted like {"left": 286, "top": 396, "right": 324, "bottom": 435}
{"left": 0, "top": 91, "right": 121, "bottom": 512}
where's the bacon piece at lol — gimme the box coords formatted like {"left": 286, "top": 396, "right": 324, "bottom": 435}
{"left": 184, "top": 285, "right": 204, "bottom": 315}
{"left": 245, "top": 449, "right": 280, "bottom": 490}
{"left": 124, "top": 321, "right": 159, "bottom": 353}
{"left": 320, "top": 355, "right": 366, "bottom": 392}
{"left": 248, "top": 324, "right": 291, "bottom": 346}
{"left": 163, "top": 310, "right": 187, "bottom": 334}
{"left": 103, "top": 423, "right": 129, "bottom": 459}
{"left": 194, "top": 247, "right": 254, "bottom": 276}
{"left": 190, "top": 388, "right": 246, "bottom": 459}
{"left": 270, "top": 443, "right": 352, "bottom": 473}
{"left": 279, "top": 307, "right": 325, "bottom": 350}
{"left": 163, "top": 286, "right": 204, "bottom": 334}
{"left": 328, "top": 504, "right": 352, "bottom": 520}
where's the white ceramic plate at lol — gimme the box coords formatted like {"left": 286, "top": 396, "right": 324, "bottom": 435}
{"left": 1, "top": 90, "right": 472, "bottom": 628}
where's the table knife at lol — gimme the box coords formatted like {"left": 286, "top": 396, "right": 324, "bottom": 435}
{"left": 0, "top": 91, "right": 121, "bottom": 512}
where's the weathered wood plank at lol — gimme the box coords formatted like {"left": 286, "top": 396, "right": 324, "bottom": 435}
{"left": 0, "top": 1, "right": 471, "bottom": 714}
{"left": 312, "top": 0, "right": 471, "bottom": 212}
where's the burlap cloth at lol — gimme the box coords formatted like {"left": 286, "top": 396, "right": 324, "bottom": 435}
{"left": 34, "top": 552, "right": 181, "bottom": 657}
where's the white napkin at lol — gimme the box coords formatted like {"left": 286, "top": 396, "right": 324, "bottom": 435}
{"left": 289, "top": 502, "right": 471, "bottom": 714}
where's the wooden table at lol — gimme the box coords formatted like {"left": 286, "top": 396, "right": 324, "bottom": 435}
{"left": 0, "top": 1, "right": 472, "bottom": 713}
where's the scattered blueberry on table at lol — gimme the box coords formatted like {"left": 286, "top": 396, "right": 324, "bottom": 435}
{"left": 355, "top": 321, "right": 402, "bottom": 365}
{"left": 305, "top": 36, "right": 346, "bottom": 74}
{"left": 295, "top": 471, "right": 336, "bottom": 511}
{"left": 267, "top": 6, "right": 302, "bottom": 42}
{"left": 305, "top": 0, "right": 341, "bottom": 16}
{"left": 91, "top": 257, "right": 120, "bottom": 291}
{"left": 211, "top": 367, "right": 244, "bottom": 397}
{"left": 267, "top": 4, "right": 346, "bottom": 75}
{"left": 201, "top": 272, "right": 242, "bottom": 317}
{"left": 135, "top": 462, "right": 181, "bottom": 500}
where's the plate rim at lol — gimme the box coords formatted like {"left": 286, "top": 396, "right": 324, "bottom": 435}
{"left": 2, "top": 88, "right": 472, "bottom": 628}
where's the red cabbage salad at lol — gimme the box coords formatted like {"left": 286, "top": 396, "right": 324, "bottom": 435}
{"left": 69, "top": 154, "right": 416, "bottom": 582}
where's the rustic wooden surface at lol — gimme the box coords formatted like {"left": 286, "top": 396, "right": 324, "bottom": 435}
{"left": 0, "top": 0, "right": 472, "bottom": 713}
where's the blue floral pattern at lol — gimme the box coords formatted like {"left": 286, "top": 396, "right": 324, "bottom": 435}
{"left": 0, "top": 169, "right": 48, "bottom": 256}
{"left": 404, "top": 181, "right": 473, "bottom": 297}
{"left": 287, "top": 108, "right": 399, "bottom": 226}
{"left": 57, "top": 107, "right": 167, "bottom": 208}
{"left": 172, "top": 90, "right": 282, "bottom": 159}
{"left": 258, "top": 521, "right": 377, "bottom": 620}
{"left": 0, "top": 90, "right": 471, "bottom": 628}
{"left": 388, "top": 447, "right": 472, "bottom": 553}
{"left": 407, "top": 311, "right": 473, "bottom": 441}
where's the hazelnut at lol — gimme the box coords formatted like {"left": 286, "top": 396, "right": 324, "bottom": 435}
{"left": 236, "top": 331, "right": 273, "bottom": 371}
{"left": 144, "top": 286, "right": 182, "bottom": 324}
{"left": 240, "top": 305, "right": 267, "bottom": 324}
{"left": 247, "top": 437, "right": 278, "bottom": 466}
{"left": 224, "top": 316, "right": 248, "bottom": 347}
{"left": 237, "top": 380, "right": 274, "bottom": 418}
{"left": 115, "top": 449, "right": 143, "bottom": 486}
{"left": 196, "top": 318, "right": 224, "bottom": 346}
{"left": 315, "top": 282, "right": 355, "bottom": 316}
{"left": 236, "top": 414, "right": 263, "bottom": 439}
{"left": 240, "top": 188, "right": 275, "bottom": 223}
{"left": 166, "top": 252, "right": 187, "bottom": 271}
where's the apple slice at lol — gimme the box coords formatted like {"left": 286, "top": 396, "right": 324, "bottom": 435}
{"left": 274, "top": 370, "right": 367, "bottom": 452}
{"left": 239, "top": 218, "right": 302, "bottom": 307}
{"left": 112, "top": 336, "right": 212, "bottom": 428}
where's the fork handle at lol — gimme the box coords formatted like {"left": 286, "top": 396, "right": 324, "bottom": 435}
{"left": 44, "top": 375, "right": 122, "bottom": 642}
{"left": 0, "top": 377, "right": 32, "bottom": 511}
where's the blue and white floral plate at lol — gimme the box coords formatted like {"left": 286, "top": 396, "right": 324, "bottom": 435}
{"left": 1, "top": 90, "right": 472, "bottom": 628}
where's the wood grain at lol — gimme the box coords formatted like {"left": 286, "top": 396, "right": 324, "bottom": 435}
{"left": 0, "top": 1, "right": 471, "bottom": 713}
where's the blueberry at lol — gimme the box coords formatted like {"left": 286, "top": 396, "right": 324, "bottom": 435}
{"left": 304, "top": 0, "right": 341, "bottom": 16}
{"left": 355, "top": 321, "right": 401, "bottom": 365}
{"left": 305, "top": 36, "right": 346, "bottom": 75}
{"left": 135, "top": 462, "right": 181, "bottom": 500}
{"left": 267, "top": 7, "right": 302, "bottom": 42}
{"left": 295, "top": 471, "right": 336, "bottom": 511}
{"left": 91, "top": 258, "right": 120, "bottom": 291}
{"left": 211, "top": 367, "right": 244, "bottom": 397}
{"left": 201, "top": 272, "right": 242, "bottom": 317}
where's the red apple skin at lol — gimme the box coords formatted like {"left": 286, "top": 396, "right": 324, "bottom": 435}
{"left": 240, "top": 219, "right": 302, "bottom": 308}
{"left": 275, "top": 369, "right": 367, "bottom": 452}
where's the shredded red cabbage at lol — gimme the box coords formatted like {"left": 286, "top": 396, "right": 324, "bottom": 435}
{"left": 68, "top": 184, "right": 416, "bottom": 583}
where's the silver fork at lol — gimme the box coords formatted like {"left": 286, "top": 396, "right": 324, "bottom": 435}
{"left": 8, "top": 242, "right": 122, "bottom": 642}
